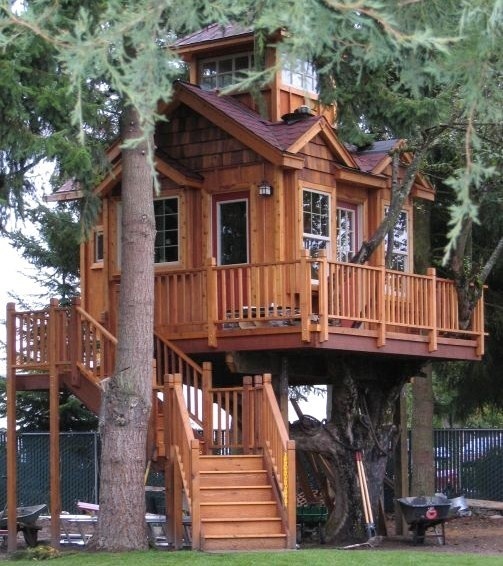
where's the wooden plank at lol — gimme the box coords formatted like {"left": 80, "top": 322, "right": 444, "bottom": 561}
{"left": 465, "top": 499, "right": 503, "bottom": 511}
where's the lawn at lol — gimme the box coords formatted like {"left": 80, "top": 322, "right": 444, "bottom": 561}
{"left": 6, "top": 548, "right": 503, "bottom": 566}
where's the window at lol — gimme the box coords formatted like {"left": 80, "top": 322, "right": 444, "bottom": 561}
{"left": 217, "top": 198, "right": 249, "bottom": 265}
{"left": 93, "top": 228, "right": 104, "bottom": 264}
{"left": 199, "top": 52, "right": 254, "bottom": 90}
{"left": 303, "top": 189, "right": 330, "bottom": 255}
{"left": 336, "top": 205, "right": 358, "bottom": 262}
{"left": 154, "top": 197, "right": 179, "bottom": 264}
{"left": 385, "top": 208, "right": 409, "bottom": 271}
{"left": 282, "top": 58, "right": 317, "bottom": 93}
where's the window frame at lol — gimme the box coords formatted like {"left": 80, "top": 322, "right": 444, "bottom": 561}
{"left": 384, "top": 206, "right": 410, "bottom": 272}
{"left": 92, "top": 226, "right": 104, "bottom": 266}
{"left": 199, "top": 52, "right": 254, "bottom": 91}
{"left": 302, "top": 188, "right": 331, "bottom": 258}
{"left": 154, "top": 196, "right": 180, "bottom": 265}
{"left": 214, "top": 194, "right": 250, "bottom": 266}
{"left": 281, "top": 57, "right": 318, "bottom": 93}
{"left": 336, "top": 203, "right": 360, "bottom": 262}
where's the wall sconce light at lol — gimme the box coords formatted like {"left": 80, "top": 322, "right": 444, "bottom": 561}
{"left": 258, "top": 180, "right": 273, "bottom": 197}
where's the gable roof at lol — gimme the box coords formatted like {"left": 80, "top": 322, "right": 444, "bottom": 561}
{"left": 173, "top": 23, "right": 253, "bottom": 49}
{"left": 171, "top": 82, "right": 357, "bottom": 168}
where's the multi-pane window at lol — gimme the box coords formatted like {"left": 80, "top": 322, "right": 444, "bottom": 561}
{"left": 200, "top": 53, "right": 254, "bottom": 90}
{"left": 154, "top": 197, "right": 179, "bottom": 264}
{"left": 336, "top": 205, "right": 357, "bottom": 262}
{"left": 217, "top": 199, "right": 249, "bottom": 265}
{"left": 282, "top": 59, "right": 317, "bottom": 93}
{"left": 385, "top": 208, "right": 409, "bottom": 271}
{"left": 303, "top": 190, "right": 330, "bottom": 255}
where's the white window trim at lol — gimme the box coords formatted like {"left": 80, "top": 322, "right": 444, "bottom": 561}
{"left": 199, "top": 52, "right": 254, "bottom": 91}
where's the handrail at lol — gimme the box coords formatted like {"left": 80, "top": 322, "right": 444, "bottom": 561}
{"left": 254, "top": 374, "right": 296, "bottom": 548}
{"left": 154, "top": 332, "right": 205, "bottom": 427}
{"left": 165, "top": 373, "right": 200, "bottom": 549}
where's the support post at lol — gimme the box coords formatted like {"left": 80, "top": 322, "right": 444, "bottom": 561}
{"left": 6, "top": 303, "right": 18, "bottom": 552}
{"left": 206, "top": 258, "right": 217, "bottom": 347}
{"left": 394, "top": 386, "right": 409, "bottom": 535}
{"left": 427, "top": 268, "right": 438, "bottom": 352}
{"left": 48, "top": 298, "right": 61, "bottom": 547}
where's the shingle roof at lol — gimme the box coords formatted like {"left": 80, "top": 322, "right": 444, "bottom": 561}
{"left": 353, "top": 139, "right": 398, "bottom": 172}
{"left": 177, "top": 82, "right": 322, "bottom": 153}
{"left": 173, "top": 23, "right": 252, "bottom": 48}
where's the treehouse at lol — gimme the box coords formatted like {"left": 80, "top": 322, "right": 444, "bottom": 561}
{"left": 5, "top": 23, "right": 484, "bottom": 552}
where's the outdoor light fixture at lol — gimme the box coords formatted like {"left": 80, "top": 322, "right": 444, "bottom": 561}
{"left": 258, "top": 180, "right": 273, "bottom": 197}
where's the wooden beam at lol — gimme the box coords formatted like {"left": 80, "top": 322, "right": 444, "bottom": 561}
{"left": 48, "top": 299, "right": 61, "bottom": 548}
{"left": 6, "top": 303, "right": 18, "bottom": 552}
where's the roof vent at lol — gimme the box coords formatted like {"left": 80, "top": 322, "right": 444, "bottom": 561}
{"left": 281, "top": 105, "right": 314, "bottom": 124}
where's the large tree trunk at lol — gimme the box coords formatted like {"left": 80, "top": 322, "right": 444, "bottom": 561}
{"left": 95, "top": 104, "right": 155, "bottom": 550}
{"left": 410, "top": 364, "right": 435, "bottom": 496}
{"left": 290, "top": 356, "right": 421, "bottom": 544}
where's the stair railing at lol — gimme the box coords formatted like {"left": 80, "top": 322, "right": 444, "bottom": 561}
{"left": 164, "top": 373, "right": 201, "bottom": 550}
{"left": 154, "top": 332, "right": 207, "bottom": 428}
{"left": 254, "top": 374, "right": 296, "bottom": 548}
{"left": 71, "top": 299, "right": 117, "bottom": 386}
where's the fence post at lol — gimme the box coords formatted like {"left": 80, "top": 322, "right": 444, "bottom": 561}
{"left": 69, "top": 297, "right": 80, "bottom": 386}
{"left": 317, "top": 250, "right": 329, "bottom": 342}
{"left": 299, "top": 250, "right": 311, "bottom": 342}
{"left": 242, "top": 376, "right": 253, "bottom": 454}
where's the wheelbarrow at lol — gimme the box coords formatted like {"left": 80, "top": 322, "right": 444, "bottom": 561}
{"left": 0, "top": 504, "right": 47, "bottom": 547}
{"left": 397, "top": 496, "right": 457, "bottom": 545}
{"left": 296, "top": 504, "right": 328, "bottom": 544}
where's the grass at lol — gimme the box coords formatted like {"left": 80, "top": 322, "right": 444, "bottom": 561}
{"left": 6, "top": 548, "right": 503, "bottom": 566}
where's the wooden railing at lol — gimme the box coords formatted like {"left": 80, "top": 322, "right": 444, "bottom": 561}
{"left": 153, "top": 254, "right": 484, "bottom": 353}
{"left": 254, "top": 374, "right": 296, "bottom": 548}
{"left": 203, "top": 376, "right": 254, "bottom": 454}
{"left": 154, "top": 332, "right": 208, "bottom": 427}
{"left": 164, "top": 373, "right": 201, "bottom": 549}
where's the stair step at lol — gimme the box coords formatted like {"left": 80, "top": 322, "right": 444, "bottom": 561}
{"left": 200, "top": 485, "right": 274, "bottom": 502}
{"left": 200, "top": 455, "right": 263, "bottom": 471}
{"left": 200, "top": 470, "right": 268, "bottom": 487}
{"left": 200, "top": 501, "right": 279, "bottom": 519}
{"left": 202, "top": 534, "right": 287, "bottom": 551}
{"left": 202, "top": 517, "right": 283, "bottom": 536}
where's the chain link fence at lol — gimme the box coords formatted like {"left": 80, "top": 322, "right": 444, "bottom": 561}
{"left": 1, "top": 429, "right": 502, "bottom": 516}
{"left": 0, "top": 431, "right": 100, "bottom": 514}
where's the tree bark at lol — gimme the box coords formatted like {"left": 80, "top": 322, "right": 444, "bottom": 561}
{"left": 95, "top": 104, "right": 155, "bottom": 550}
{"left": 410, "top": 364, "right": 435, "bottom": 496}
{"left": 290, "top": 356, "right": 421, "bottom": 544}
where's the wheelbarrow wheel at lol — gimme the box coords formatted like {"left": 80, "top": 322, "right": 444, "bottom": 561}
{"left": 22, "top": 527, "right": 39, "bottom": 547}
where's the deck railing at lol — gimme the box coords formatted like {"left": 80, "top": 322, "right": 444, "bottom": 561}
{"left": 153, "top": 253, "right": 484, "bottom": 353}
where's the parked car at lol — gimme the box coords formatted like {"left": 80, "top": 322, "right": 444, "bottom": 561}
{"left": 462, "top": 437, "right": 500, "bottom": 462}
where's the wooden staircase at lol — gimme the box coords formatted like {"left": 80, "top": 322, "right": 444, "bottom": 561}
{"left": 199, "top": 455, "right": 288, "bottom": 550}
{"left": 6, "top": 300, "right": 297, "bottom": 552}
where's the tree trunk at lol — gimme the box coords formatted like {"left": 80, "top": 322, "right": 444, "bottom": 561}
{"left": 95, "top": 104, "right": 155, "bottom": 550}
{"left": 290, "top": 356, "right": 421, "bottom": 544}
{"left": 410, "top": 364, "right": 435, "bottom": 496}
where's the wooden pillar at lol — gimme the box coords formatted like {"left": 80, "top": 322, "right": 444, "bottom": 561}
{"left": 48, "top": 298, "right": 61, "bottom": 547}
{"left": 6, "top": 303, "right": 18, "bottom": 552}
{"left": 393, "top": 386, "right": 409, "bottom": 535}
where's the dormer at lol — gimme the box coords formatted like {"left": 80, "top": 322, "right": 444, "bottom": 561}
{"left": 173, "top": 23, "right": 336, "bottom": 124}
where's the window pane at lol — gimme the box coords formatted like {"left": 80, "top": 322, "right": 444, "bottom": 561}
{"left": 154, "top": 197, "right": 179, "bottom": 264}
{"left": 219, "top": 200, "right": 248, "bottom": 265}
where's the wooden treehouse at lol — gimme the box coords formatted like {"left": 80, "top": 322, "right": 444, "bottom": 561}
{"left": 5, "top": 23, "right": 484, "bottom": 551}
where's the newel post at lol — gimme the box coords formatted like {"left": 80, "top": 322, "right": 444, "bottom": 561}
{"left": 48, "top": 298, "right": 61, "bottom": 547}
{"left": 164, "top": 374, "right": 175, "bottom": 546}
{"left": 286, "top": 439, "right": 297, "bottom": 549}
{"left": 202, "top": 362, "right": 213, "bottom": 452}
{"left": 377, "top": 263, "right": 386, "bottom": 347}
{"left": 427, "top": 268, "right": 438, "bottom": 352}
{"left": 206, "top": 258, "right": 217, "bottom": 348}
{"left": 317, "top": 250, "right": 329, "bottom": 342}
{"left": 6, "top": 303, "right": 18, "bottom": 552}
{"left": 299, "top": 249, "right": 311, "bottom": 342}
{"left": 242, "top": 376, "right": 253, "bottom": 454}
